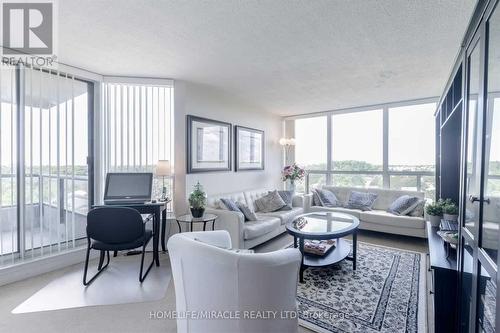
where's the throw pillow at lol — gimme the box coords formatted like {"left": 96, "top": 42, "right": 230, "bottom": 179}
{"left": 387, "top": 195, "right": 421, "bottom": 215}
{"left": 312, "top": 189, "right": 323, "bottom": 206}
{"left": 272, "top": 190, "right": 293, "bottom": 211}
{"left": 315, "top": 188, "right": 340, "bottom": 207}
{"left": 408, "top": 199, "right": 425, "bottom": 217}
{"left": 254, "top": 190, "right": 286, "bottom": 213}
{"left": 220, "top": 198, "right": 241, "bottom": 213}
{"left": 346, "top": 191, "right": 378, "bottom": 211}
{"left": 236, "top": 201, "right": 259, "bottom": 221}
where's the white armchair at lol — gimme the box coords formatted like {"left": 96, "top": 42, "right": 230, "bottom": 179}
{"left": 167, "top": 231, "right": 301, "bottom": 333}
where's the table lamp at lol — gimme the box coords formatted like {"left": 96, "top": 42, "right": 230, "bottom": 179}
{"left": 155, "top": 160, "right": 171, "bottom": 202}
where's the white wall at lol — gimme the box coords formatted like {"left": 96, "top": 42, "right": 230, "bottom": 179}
{"left": 173, "top": 81, "right": 283, "bottom": 214}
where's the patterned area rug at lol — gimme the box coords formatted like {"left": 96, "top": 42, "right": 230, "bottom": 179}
{"left": 289, "top": 241, "right": 426, "bottom": 333}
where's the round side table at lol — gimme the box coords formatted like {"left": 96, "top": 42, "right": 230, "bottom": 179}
{"left": 175, "top": 213, "right": 218, "bottom": 233}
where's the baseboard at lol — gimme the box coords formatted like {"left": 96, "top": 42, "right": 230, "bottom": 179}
{"left": 0, "top": 247, "right": 99, "bottom": 287}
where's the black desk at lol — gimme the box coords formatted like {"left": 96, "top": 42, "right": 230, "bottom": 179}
{"left": 426, "top": 221, "right": 458, "bottom": 333}
{"left": 93, "top": 202, "right": 167, "bottom": 267}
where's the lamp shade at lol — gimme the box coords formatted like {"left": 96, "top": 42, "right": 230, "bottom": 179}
{"left": 154, "top": 160, "right": 171, "bottom": 176}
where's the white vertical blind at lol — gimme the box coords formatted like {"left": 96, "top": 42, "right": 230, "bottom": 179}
{"left": 0, "top": 65, "right": 91, "bottom": 267}
{"left": 101, "top": 82, "right": 174, "bottom": 200}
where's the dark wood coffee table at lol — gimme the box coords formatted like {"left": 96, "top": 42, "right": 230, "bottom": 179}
{"left": 286, "top": 212, "right": 359, "bottom": 283}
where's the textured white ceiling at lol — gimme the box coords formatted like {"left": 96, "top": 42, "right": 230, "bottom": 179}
{"left": 58, "top": 0, "right": 476, "bottom": 116}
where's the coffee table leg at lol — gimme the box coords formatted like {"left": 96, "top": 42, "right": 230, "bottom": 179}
{"left": 352, "top": 231, "right": 357, "bottom": 270}
{"left": 293, "top": 236, "right": 297, "bottom": 248}
{"left": 299, "top": 237, "right": 305, "bottom": 283}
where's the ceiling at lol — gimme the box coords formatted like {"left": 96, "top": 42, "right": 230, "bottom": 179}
{"left": 58, "top": 0, "right": 477, "bottom": 116}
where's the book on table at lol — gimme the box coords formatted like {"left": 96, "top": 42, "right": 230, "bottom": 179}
{"left": 304, "top": 239, "right": 336, "bottom": 256}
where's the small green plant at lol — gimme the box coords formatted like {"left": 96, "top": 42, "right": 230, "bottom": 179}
{"left": 425, "top": 202, "right": 443, "bottom": 216}
{"left": 443, "top": 202, "right": 459, "bottom": 215}
{"left": 188, "top": 182, "right": 206, "bottom": 209}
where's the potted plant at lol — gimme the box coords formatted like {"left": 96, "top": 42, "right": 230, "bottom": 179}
{"left": 282, "top": 163, "right": 305, "bottom": 193}
{"left": 188, "top": 182, "right": 207, "bottom": 218}
{"left": 426, "top": 201, "right": 443, "bottom": 227}
{"left": 443, "top": 201, "right": 459, "bottom": 222}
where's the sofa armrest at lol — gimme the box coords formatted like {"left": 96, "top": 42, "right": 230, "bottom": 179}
{"left": 292, "top": 193, "right": 313, "bottom": 211}
{"left": 205, "top": 208, "right": 245, "bottom": 249}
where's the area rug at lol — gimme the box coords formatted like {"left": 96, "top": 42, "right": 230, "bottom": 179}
{"left": 288, "top": 241, "right": 426, "bottom": 333}
{"left": 12, "top": 254, "right": 171, "bottom": 314}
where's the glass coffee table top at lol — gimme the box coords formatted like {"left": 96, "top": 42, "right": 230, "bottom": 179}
{"left": 287, "top": 212, "right": 359, "bottom": 237}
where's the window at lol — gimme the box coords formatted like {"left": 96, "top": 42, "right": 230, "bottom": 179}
{"left": 288, "top": 100, "right": 437, "bottom": 198}
{"left": 388, "top": 103, "right": 435, "bottom": 172}
{"left": 332, "top": 109, "right": 383, "bottom": 171}
{"left": 101, "top": 81, "right": 173, "bottom": 200}
{"left": 294, "top": 116, "right": 327, "bottom": 170}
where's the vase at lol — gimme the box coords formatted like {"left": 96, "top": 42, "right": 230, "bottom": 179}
{"left": 190, "top": 207, "right": 205, "bottom": 218}
{"left": 429, "top": 214, "right": 442, "bottom": 227}
{"left": 287, "top": 180, "right": 296, "bottom": 194}
{"left": 443, "top": 213, "right": 458, "bottom": 222}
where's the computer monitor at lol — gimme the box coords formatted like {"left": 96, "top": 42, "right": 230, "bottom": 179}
{"left": 103, "top": 173, "right": 153, "bottom": 204}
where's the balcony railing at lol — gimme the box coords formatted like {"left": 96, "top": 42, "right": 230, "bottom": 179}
{"left": 0, "top": 173, "right": 89, "bottom": 261}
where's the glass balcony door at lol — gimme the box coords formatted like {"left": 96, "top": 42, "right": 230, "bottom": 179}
{"left": 0, "top": 65, "right": 93, "bottom": 266}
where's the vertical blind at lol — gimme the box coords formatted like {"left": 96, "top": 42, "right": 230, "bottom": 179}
{"left": 0, "top": 65, "right": 91, "bottom": 266}
{"left": 101, "top": 82, "right": 173, "bottom": 200}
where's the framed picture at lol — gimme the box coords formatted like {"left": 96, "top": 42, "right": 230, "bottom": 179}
{"left": 187, "top": 115, "right": 232, "bottom": 173}
{"left": 235, "top": 126, "right": 264, "bottom": 171}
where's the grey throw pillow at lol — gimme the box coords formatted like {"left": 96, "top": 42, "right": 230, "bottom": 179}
{"left": 236, "top": 202, "right": 258, "bottom": 221}
{"left": 272, "top": 190, "right": 293, "bottom": 211}
{"left": 315, "top": 188, "right": 340, "bottom": 207}
{"left": 387, "top": 195, "right": 421, "bottom": 215}
{"left": 408, "top": 199, "right": 425, "bottom": 217}
{"left": 346, "top": 191, "right": 378, "bottom": 211}
{"left": 312, "top": 190, "right": 323, "bottom": 206}
{"left": 255, "top": 190, "right": 286, "bottom": 213}
{"left": 220, "top": 198, "right": 241, "bottom": 213}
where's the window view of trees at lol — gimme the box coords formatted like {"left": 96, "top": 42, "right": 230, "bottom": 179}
{"left": 290, "top": 101, "right": 437, "bottom": 198}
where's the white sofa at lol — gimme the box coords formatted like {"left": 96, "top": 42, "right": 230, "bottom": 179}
{"left": 310, "top": 186, "right": 427, "bottom": 238}
{"left": 167, "top": 231, "right": 301, "bottom": 333}
{"left": 205, "top": 188, "right": 311, "bottom": 249}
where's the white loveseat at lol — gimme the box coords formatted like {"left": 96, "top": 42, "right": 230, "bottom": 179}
{"left": 205, "top": 188, "right": 310, "bottom": 249}
{"left": 310, "top": 186, "right": 427, "bottom": 238}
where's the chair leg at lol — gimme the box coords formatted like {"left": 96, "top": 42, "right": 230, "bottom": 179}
{"left": 139, "top": 242, "right": 154, "bottom": 283}
{"left": 113, "top": 250, "right": 118, "bottom": 257}
{"left": 83, "top": 247, "right": 110, "bottom": 286}
{"left": 97, "top": 250, "right": 105, "bottom": 270}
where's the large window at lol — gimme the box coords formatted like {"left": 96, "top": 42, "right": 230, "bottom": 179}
{"left": 1, "top": 66, "right": 92, "bottom": 265}
{"left": 290, "top": 100, "right": 437, "bottom": 198}
{"left": 101, "top": 81, "right": 173, "bottom": 200}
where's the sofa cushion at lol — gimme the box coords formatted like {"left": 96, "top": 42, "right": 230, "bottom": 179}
{"left": 321, "top": 186, "right": 424, "bottom": 211}
{"left": 236, "top": 201, "right": 258, "bottom": 221}
{"left": 243, "top": 217, "right": 281, "bottom": 240}
{"left": 274, "top": 190, "right": 294, "bottom": 211}
{"left": 254, "top": 190, "right": 286, "bottom": 213}
{"left": 360, "top": 210, "right": 425, "bottom": 229}
{"left": 258, "top": 207, "right": 304, "bottom": 225}
{"left": 387, "top": 195, "right": 421, "bottom": 215}
{"left": 346, "top": 191, "right": 378, "bottom": 211}
{"left": 315, "top": 188, "right": 341, "bottom": 207}
{"left": 309, "top": 206, "right": 362, "bottom": 219}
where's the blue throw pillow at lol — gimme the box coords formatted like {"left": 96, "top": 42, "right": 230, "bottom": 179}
{"left": 387, "top": 195, "right": 421, "bottom": 216}
{"left": 236, "top": 202, "right": 258, "bottom": 221}
{"left": 315, "top": 188, "right": 340, "bottom": 207}
{"left": 220, "top": 198, "right": 241, "bottom": 213}
{"left": 272, "top": 190, "right": 293, "bottom": 211}
{"left": 346, "top": 191, "right": 378, "bottom": 211}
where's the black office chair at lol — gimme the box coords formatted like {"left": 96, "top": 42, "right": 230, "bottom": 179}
{"left": 83, "top": 207, "right": 154, "bottom": 285}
